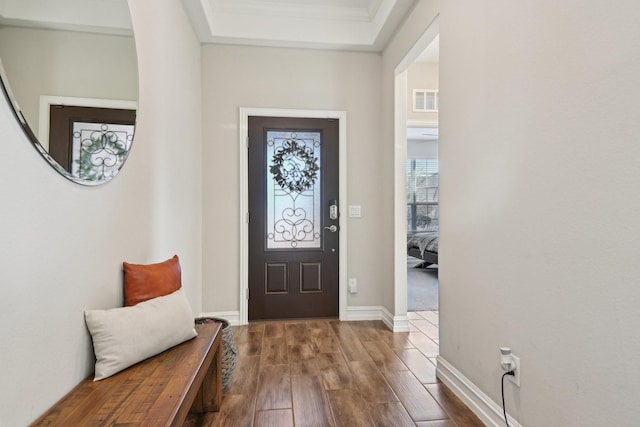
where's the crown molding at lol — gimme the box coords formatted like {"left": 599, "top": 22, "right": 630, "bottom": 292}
{"left": 182, "top": 0, "right": 416, "bottom": 52}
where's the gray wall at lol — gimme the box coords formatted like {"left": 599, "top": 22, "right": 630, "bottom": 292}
{"left": 0, "top": 27, "right": 137, "bottom": 139}
{"left": 385, "top": 0, "right": 640, "bottom": 424}
{"left": 0, "top": 0, "right": 203, "bottom": 424}
{"left": 3, "top": 0, "right": 640, "bottom": 425}
{"left": 407, "top": 61, "right": 439, "bottom": 124}
{"left": 438, "top": 1, "right": 640, "bottom": 425}
{"left": 200, "top": 44, "right": 384, "bottom": 313}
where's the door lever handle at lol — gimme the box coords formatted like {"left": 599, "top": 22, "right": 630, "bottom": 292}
{"left": 323, "top": 225, "right": 338, "bottom": 233}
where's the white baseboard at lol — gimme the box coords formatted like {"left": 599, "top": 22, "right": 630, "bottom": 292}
{"left": 390, "top": 312, "right": 410, "bottom": 332}
{"left": 346, "top": 305, "right": 384, "bottom": 321}
{"left": 202, "top": 307, "right": 409, "bottom": 331}
{"left": 436, "top": 356, "right": 522, "bottom": 427}
{"left": 345, "top": 306, "right": 410, "bottom": 332}
{"left": 200, "top": 308, "right": 383, "bottom": 326}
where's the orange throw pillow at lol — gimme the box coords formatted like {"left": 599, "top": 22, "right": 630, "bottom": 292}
{"left": 123, "top": 255, "right": 182, "bottom": 306}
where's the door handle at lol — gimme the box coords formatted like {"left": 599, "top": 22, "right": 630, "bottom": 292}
{"left": 323, "top": 225, "right": 338, "bottom": 233}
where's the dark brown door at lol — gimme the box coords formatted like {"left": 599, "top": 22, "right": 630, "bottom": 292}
{"left": 248, "top": 116, "right": 339, "bottom": 320}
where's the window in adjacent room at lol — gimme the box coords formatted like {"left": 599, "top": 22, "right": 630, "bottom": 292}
{"left": 413, "top": 89, "right": 438, "bottom": 112}
{"left": 406, "top": 158, "right": 439, "bottom": 232}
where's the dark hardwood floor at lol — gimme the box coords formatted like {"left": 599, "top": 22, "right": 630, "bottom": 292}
{"left": 187, "top": 314, "right": 483, "bottom": 427}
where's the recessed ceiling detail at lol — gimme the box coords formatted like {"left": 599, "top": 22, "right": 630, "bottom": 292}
{"left": 182, "top": 0, "right": 417, "bottom": 51}
{"left": 0, "top": 0, "right": 416, "bottom": 51}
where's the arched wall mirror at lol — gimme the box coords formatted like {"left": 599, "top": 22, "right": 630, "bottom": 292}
{"left": 0, "top": 0, "right": 138, "bottom": 185}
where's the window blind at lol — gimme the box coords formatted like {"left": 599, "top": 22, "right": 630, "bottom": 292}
{"left": 406, "top": 159, "right": 439, "bottom": 232}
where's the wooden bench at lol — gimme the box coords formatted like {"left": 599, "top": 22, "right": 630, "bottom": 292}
{"left": 31, "top": 322, "right": 222, "bottom": 427}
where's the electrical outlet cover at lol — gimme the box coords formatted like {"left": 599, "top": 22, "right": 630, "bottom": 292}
{"left": 348, "top": 278, "right": 358, "bottom": 293}
{"left": 508, "top": 354, "right": 521, "bottom": 387}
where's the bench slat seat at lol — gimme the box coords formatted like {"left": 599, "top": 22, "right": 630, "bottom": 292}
{"left": 32, "top": 322, "right": 222, "bottom": 427}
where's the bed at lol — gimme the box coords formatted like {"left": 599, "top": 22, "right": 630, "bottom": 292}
{"left": 407, "top": 231, "right": 439, "bottom": 266}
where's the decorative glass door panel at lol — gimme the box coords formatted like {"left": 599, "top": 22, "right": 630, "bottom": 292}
{"left": 266, "top": 130, "right": 321, "bottom": 250}
{"left": 48, "top": 105, "right": 136, "bottom": 184}
{"left": 72, "top": 122, "right": 134, "bottom": 181}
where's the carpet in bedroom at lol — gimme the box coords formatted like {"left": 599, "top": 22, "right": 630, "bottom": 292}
{"left": 407, "top": 256, "right": 439, "bottom": 311}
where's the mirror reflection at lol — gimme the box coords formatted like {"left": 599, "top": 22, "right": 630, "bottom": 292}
{"left": 0, "top": 0, "right": 138, "bottom": 185}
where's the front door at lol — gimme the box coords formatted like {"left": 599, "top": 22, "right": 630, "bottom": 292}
{"left": 248, "top": 116, "right": 339, "bottom": 320}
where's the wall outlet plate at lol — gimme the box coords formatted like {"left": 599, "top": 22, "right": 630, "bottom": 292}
{"left": 508, "top": 354, "right": 521, "bottom": 387}
{"left": 348, "top": 278, "right": 358, "bottom": 293}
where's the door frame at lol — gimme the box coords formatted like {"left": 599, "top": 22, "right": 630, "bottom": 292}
{"left": 38, "top": 95, "right": 137, "bottom": 151}
{"left": 393, "top": 17, "right": 439, "bottom": 328}
{"left": 239, "top": 107, "right": 348, "bottom": 325}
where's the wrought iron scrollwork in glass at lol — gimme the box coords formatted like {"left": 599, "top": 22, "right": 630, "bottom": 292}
{"left": 72, "top": 122, "right": 134, "bottom": 182}
{"left": 266, "top": 131, "right": 321, "bottom": 249}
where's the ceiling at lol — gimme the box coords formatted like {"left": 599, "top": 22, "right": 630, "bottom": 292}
{"left": 407, "top": 126, "right": 438, "bottom": 142}
{"left": 180, "top": 0, "right": 417, "bottom": 51}
{"left": 0, "top": 0, "right": 418, "bottom": 52}
{"left": 415, "top": 34, "right": 439, "bottom": 63}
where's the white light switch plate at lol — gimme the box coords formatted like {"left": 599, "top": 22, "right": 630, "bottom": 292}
{"left": 349, "top": 205, "right": 362, "bottom": 218}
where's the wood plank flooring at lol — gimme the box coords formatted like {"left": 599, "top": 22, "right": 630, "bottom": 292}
{"left": 187, "top": 311, "right": 483, "bottom": 427}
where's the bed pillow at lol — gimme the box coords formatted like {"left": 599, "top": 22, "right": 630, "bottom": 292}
{"left": 85, "top": 288, "right": 197, "bottom": 381}
{"left": 123, "top": 255, "right": 181, "bottom": 306}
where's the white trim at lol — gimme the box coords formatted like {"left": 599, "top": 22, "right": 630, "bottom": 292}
{"left": 345, "top": 306, "right": 408, "bottom": 332}
{"left": 412, "top": 89, "right": 439, "bottom": 112}
{"left": 38, "top": 95, "right": 137, "bottom": 151}
{"left": 198, "top": 311, "right": 241, "bottom": 326}
{"left": 182, "top": 0, "right": 414, "bottom": 52}
{"left": 380, "top": 307, "right": 394, "bottom": 330}
{"left": 393, "top": 69, "right": 409, "bottom": 320}
{"left": 393, "top": 15, "right": 440, "bottom": 341}
{"left": 390, "top": 313, "right": 410, "bottom": 332}
{"left": 394, "top": 16, "right": 440, "bottom": 75}
{"left": 209, "top": 305, "right": 407, "bottom": 331}
{"left": 239, "top": 107, "right": 347, "bottom": 326}
{"left": 346, "top": 305, "right": 385, "bottom": 321}
{"left": 437, "top": 356, "right": 523, "bottom": 427}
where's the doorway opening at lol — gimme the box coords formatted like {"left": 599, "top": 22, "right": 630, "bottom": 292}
{"left": 393, "top": 17, "right": 439, "bottom": 332}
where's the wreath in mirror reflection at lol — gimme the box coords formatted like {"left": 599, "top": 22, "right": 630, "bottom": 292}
{"left": 75, "top": 124, "right": 129, "bottom": 181}
{"left": 269, "top": 137, "right": 319, "bottom": 193}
